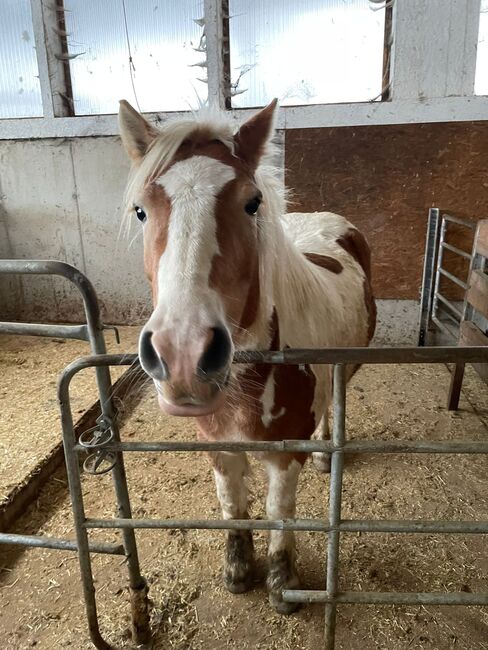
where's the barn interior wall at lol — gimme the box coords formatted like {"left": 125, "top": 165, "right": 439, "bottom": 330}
{"left": 0, "top": 136, "right": 151, "bottom": 325}
{"left": 3, "top": 119, "right": 486, "bottom": 343}
{"left": 285, "top": 121, "right": 488, "bottom": 301}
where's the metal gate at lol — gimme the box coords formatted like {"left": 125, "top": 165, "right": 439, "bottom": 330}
{"left": 418, "top": 209, "right": 476, "bottom": 345}
{"left": 55, "top": 346, "right": 488, "bottom": 650}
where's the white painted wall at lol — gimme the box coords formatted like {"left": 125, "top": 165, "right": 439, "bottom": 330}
{"left": 0, "top": 136, "right": 151, "bottom": 324}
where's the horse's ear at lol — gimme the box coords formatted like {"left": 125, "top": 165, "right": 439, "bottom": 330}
{"left": 234, "top": 98, "right": 278, "bottom": 169}
{"left": 118, "top": 100, "right": 157, "bottom": 162}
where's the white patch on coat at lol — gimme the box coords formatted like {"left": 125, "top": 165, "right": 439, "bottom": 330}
{"left": 264, "top": 458, "right": 302, "bottom": 554}
{"left": 260, "top": 369, "right": 285, "bottom": 427}
{"left": 213, "top": 452, "right": 249, "bottom": 519}
{"left": 147, "top": 156, "right": 235, "bottom": 332}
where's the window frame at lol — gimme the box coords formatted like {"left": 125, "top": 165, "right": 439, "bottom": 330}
{"left": 0, "top": 0, "right": 486, "bottom": 140}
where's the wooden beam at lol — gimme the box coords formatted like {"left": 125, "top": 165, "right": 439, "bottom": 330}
{"left": 467, "top": 269, "right": 488, "bottom": 319}
{"left": 390, "top": 0, "right": 482, "bottom": 101}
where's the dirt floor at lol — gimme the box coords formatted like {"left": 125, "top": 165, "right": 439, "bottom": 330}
{"left": 0, "top": 326, "right": 141, "bottom": 508}
{"left": 0, "top": 361, "right": 487, "bottom": 649}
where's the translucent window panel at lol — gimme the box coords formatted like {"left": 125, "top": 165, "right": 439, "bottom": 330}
{"left": 475, "top": 0, "right": 488, "bottom": 95}
{"left": 229, "top": 0, "right": 385, "bottom": 108}
{"left": 64, "top": 0, "right": 206, "bottom": 115}
{"left": 0, "top": 0, "right": 43, "bottom": 118}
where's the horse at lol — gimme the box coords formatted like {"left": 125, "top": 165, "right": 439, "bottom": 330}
{"left": 118, "top": 98, "right": 376, "bottom": 614}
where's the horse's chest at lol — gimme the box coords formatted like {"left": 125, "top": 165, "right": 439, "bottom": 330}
{"left": 198, "top": 363, "right": 317, "bottom": 442}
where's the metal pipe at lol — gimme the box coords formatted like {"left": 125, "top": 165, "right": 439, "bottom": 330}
{"left": 76, "top": 439, "right": 488, "bottom": 455}
{"left": 59, "top": 365, "right": 111, "bottom": 650}
{"left": 440, "top": 241, "right": 472, "bottom": 260}
{"left": 435, "top": 292, "right": 463, "bottom": 319}
{"left": 325, "top": 364, "right": 346, "bottom": 649}
{"left": 58, "top": 346, "right": 488, "bottom": 378}
{"left": 0, "top": 322, "right": 89, "bottom": 341}
{"left": 431, "top": 315, "right": 459, "bottom": 342}
{"left": 432, "top": 306, "right": 461, "bottom": 329}
{"left": 431, "top": 218, "right": 447, "bottom": 323}
{"left": 441, "top": 214, "right": 476, "bottom": 229}
{"left": 340, "top": 519, "right": 488, "bottom": 534}
{"left": 418, "top": 208, "right": 440, "bottom": 345}
{"left": 438, "top": 267, "right": 468, "bottom": 290}
{"left": 283, "top": 590, "right": 488, "bottom": 606}
{"left": 0, "top": 532, "right": 124, "bottom": 555}
{"left": 82, "top": 517, "right": 488, "bottom": 534}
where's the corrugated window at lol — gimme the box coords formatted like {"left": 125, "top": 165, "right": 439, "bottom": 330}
{"left": 229, "top": 0, "right": 386, "bottom": 107}
{"left": 0, "top": 0, "right": 43, "bottom": 118}
{"left": 64, "top": 0, "right": 206, "bottom": 115}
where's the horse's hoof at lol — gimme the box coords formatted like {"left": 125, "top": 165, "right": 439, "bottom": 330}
{"left": 312, "top": 451, "right": 331, "bottom": 473}
{"left": 224, "top": 573, "right": 252, "bottom": 594}
{"left": 223, "top": 530, "right": 254, "bottom": 594}
{"left": 267, "top": 549, "right": 300, "bottom": 614}
{"left": 269, "top": 590, "right": 301, "bottom": 615}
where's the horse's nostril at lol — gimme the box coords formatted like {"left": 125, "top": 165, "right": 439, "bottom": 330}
{"left": 197, "top": 326, "right": 232, "bottom": 379}
{"left": 139, "top": 330, "right": 168, "bottom": 380}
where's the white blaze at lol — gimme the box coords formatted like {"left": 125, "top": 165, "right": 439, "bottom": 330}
{"left": 151, "top": 156, "right": 236, "bottom": 331}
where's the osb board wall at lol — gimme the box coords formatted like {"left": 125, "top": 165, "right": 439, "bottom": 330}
{"left": 285, "top": 121, "right": 488, "bottom": 300}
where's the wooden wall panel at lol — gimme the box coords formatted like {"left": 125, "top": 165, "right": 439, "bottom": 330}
{"left": 285, "top": 122, "right": 488, "bottom": 299}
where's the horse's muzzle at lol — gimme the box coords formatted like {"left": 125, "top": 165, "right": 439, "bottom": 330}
{"left": 156, "top": 386, "right": 226, "bottom": 416}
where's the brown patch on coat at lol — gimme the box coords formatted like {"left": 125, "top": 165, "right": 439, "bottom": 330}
{"left": 336, "top": 228, "right": 372, "bottom": 280}
{"left": 304, "top": 252, "right": 343, "bottom": 274}
{"left": 363, "top": 277, "right": 377, "bottom": 342}
{"left": 209, "top": 176, "right": 261, "bottom": 338}
{"left": 337, "top": 228, "right": 376, "bottom": 343}
{"left": 198, "top": 310, "right": 316, "bottom": 468}
{"left": 140, "top": 184, "right": 171, "bottom": 304}
{"left": 152, "top": 131, "right": 253, "bottom": 181}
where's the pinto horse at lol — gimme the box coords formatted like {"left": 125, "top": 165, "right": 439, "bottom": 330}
{"left": 119, "top": 99, "right": 376, "bottom": 614}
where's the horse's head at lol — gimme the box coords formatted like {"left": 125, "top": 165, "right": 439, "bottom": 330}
{"left": 119, "top": 100, "right": 278, "bottom": 416}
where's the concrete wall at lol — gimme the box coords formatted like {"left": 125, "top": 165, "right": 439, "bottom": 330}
{"left": 0, "top": 137, "right": 151, "bottom": 324}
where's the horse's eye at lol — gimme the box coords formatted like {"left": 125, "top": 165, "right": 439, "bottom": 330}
{"left": 244, "top": 196, "right": 261, "bottom": 216}
{"left": 135, "top": 206, "right": 146, "bottom": 223}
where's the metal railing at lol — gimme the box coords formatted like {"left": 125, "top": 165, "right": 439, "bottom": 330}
{"left": 50, "top": 345, "right": 488, "bottom": 650}
{"left": 0, "top": 260, "right": 151, "bottom": 647}
{"left": 418, "top": 211, "right": 476, "bottom": 345}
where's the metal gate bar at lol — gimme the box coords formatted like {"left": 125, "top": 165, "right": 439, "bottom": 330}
{"left": 54, "top": 345, "right": 488, "bottom": 649}
{"left": 0, "top": 532, "right": 125, "bottom": 555}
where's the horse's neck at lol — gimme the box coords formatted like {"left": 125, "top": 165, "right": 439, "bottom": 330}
{"left": 247, "top": 208, "right": 316, "bottom": 351}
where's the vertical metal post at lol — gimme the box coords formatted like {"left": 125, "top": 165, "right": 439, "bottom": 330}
{"left": 418, "top": 208, "right": 440, "bottom": 345}
{"left": 431, "top": 215, "right": 447, "bottom": 329}
{"left": 82, "top": 308, "right": 151, "bottom": 644}
{"left": 324, "top": 364, "right": 346, "bottom": 650}
{"left": 59, "top": 377, "right": 110, "bottom": 650}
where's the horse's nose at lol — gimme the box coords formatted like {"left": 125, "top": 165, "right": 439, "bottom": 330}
{"left": 139, "top": 325, "right": 232, "bottom": 384}
{"left": 197, "top": 326, "right": 232, "bottom": 380}
{"left": 139, "top": 329, "right": 168, "bottom": 380}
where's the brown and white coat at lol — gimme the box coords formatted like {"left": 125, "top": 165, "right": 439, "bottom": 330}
{"left": 119, "top": 99, "right": 376, "bottom": 613}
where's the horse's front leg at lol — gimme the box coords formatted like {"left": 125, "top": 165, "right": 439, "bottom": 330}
{"left": 207, "top": 451, "right": 255, "bottom": 593}
{"left": 263, "top": 453, "right": 303, "bottom": 614}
